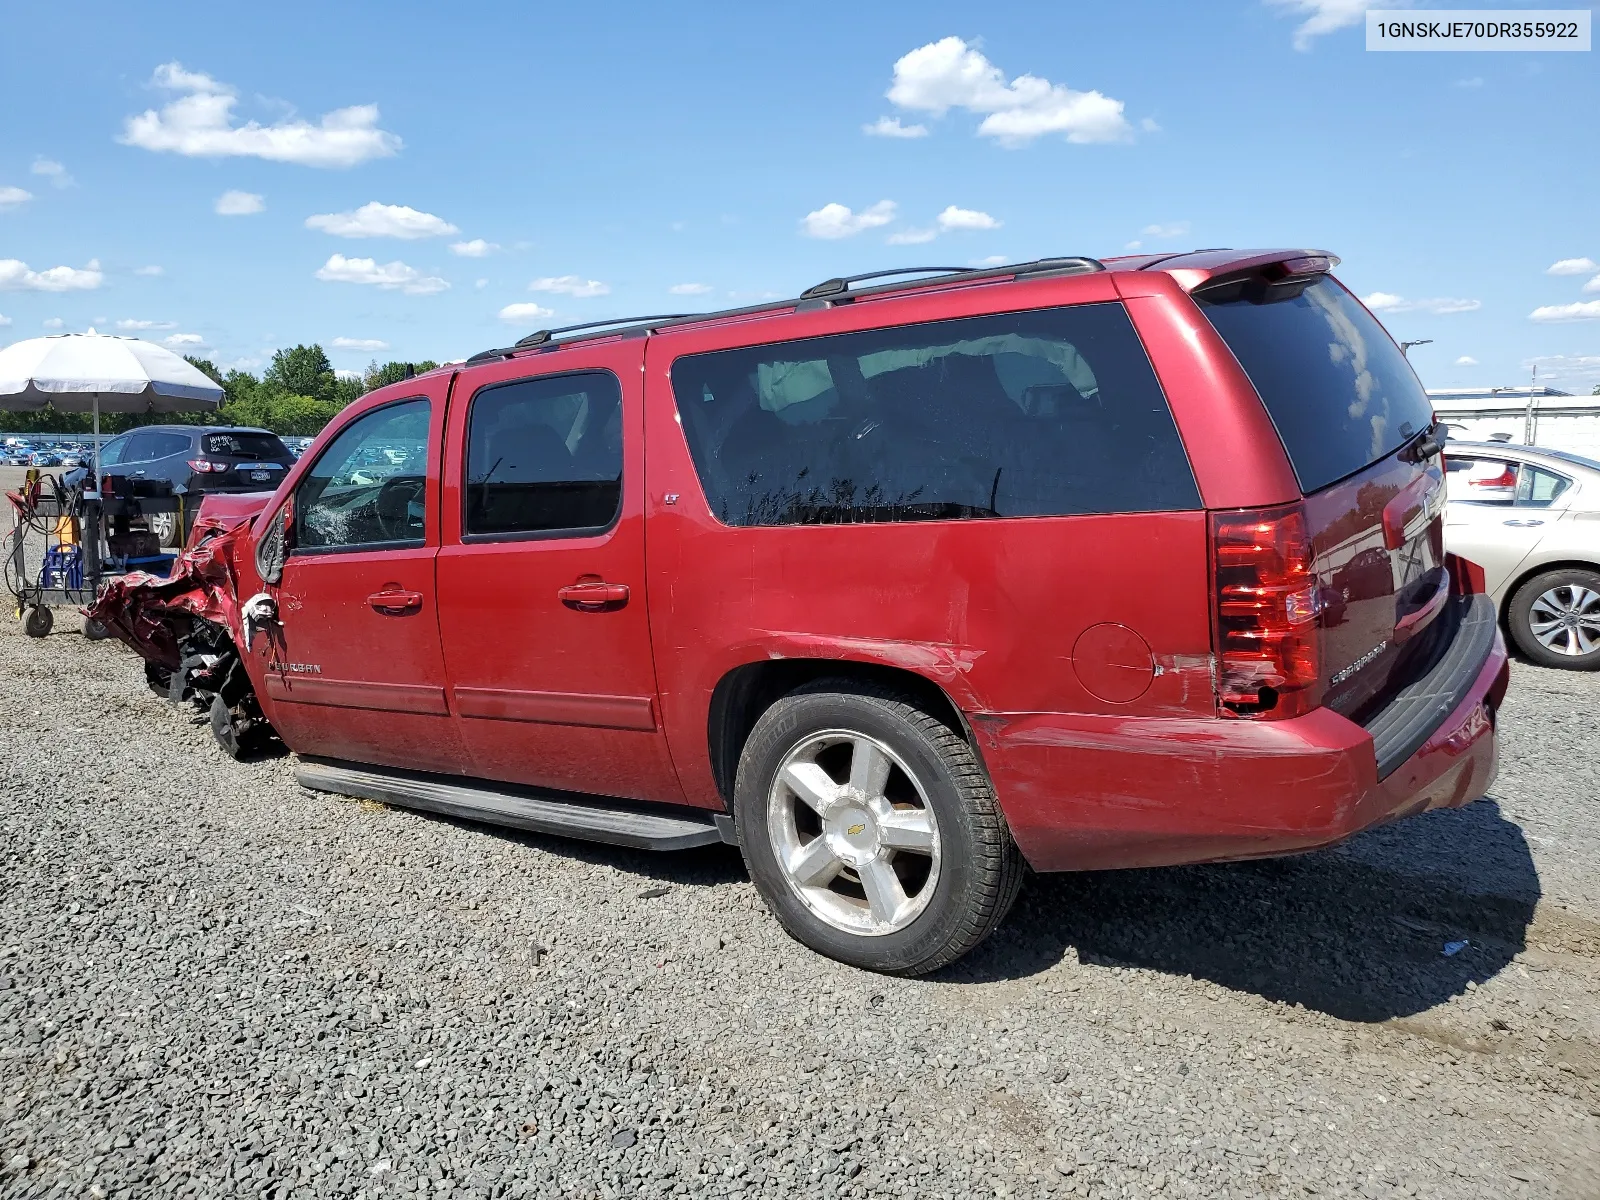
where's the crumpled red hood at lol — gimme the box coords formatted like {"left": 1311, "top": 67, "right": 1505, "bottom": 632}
{"left": 87, "top": 496, "right": 260, "bottom": 668}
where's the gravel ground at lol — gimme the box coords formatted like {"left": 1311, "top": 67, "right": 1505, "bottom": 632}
{"left": 1, "top": 606, "right": 1597, "bottom": 1200}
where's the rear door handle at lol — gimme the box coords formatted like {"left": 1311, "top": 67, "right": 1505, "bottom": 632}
{"left": 367, "top": 589, "right": 424, "bottom": 614}
{"left": 1503, "top": 519, "right": 1544, "bottom": 527}
{"left": 558, "top": 581, "right": 629, "bottom": 608}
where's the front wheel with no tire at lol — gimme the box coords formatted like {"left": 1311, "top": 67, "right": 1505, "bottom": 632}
{"left": 1507, "top": 567, "right": 1600, "bottom": 670}
{"left": 733, "top": 680, "right": 1024, "bottom": 975}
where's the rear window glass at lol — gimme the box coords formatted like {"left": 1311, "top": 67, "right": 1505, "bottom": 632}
{"left": 204, "top": 431, "right": 290, "bottom": 459}
{"left": 1195, "top": 274, "right": 1436, "bottom": 493}
{"left": 669, "top": 302, "right": 1199, "bottom": 527}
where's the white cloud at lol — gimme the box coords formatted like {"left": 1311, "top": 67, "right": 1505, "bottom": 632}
{"left": 887, "top": 228, "right": 939, "bottom": 245}
{"left": 0, "top": 186, "right": 33, "bottom": 210}
{"left": 134, "top": 265, "right": 163, "bottom": 277}
{"left": 314, "top": 253, "right": 448, "bottom": 295}
{"left": 1529, "top": 300, "right": 1600, "bottom": 322}
{"left": 163, "top": 333, "right": 206, "bottom": 347}
{"left": 449, "top": 238, "right": 498, "bottom": 257}
{"left": 331, "top": 336, "right": 390, "bottom": 351}
{"left": 43, "top": 317, "right": 64, "bottom": 329}
{"left": 1547, "top": 257, "right": 1596, "bottom": 276}
{"left": 335, "top": 369, "right": 363, "bottom": 381}
{"left": 0, "top": 313, "right": 10, "bottom": 327}
{"left": 120, "top": 62, "right": 401, "bottom": 168}
{"left": 475, "top": 278, "right": 488, "bottom": 290}
{"left": 1455, "top": 77, "right": 1484, "bottom": 89}
{"left": 1585, "top": 275, "right": 1600, "bottom": 295}
{"left": 1524, "top": 354, "right": 1600, "bottom": 387}
{"left": 307, "top": 202, "right": 458, "bottom": 239}
{"left": 1360, "top": 292, "right": 1480, "bottom": 314}
{"left": 863, "top": 116, "right": 929, "bottom": 139}
{"left": 0, "top": 258, "right": 103, "bottom": 292}
{"left": 937, "top": 205, "right": 1001, "bottom": 232}
{"left": 114, "top": 319, "right": 177, "bottom": 331}
{"left": 669, "top": 282, "right": 714, "bottom": 296}
{"left": 1124, "top": 240, "right": 1143, "bottom": 251}
{"left": 528, "top": 275, "right": 610, "bottom": 298}
{"left": 1142, "top": 220, "right": 1190, "bottom": 239}
{"left": 31, "top": 158, "right": 72, "bottom": 187}
{"left": 1140, "top": 117, "right": 1161, "bottom": 133}
{"left": 1267, "top": 0, "right": 1379, "bottom": 52}
{"left": 498, "top": 302, "right": 555, "bottom": 324}
{"left": 801, "top": 200, "right": 897, "bottom": 239}
{"left": 215, "top": 189, "right": 264, "bottom": 215}
{"left": 971, "top": 255, "right": 1008, "bottom": 267}
{"left": 1455, "top": 356, "right": 1478, "bottom": 366}
{"left": 886, "top": 37, "right": 1131, "bottom": 147}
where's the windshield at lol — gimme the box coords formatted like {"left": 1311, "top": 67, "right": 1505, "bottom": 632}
{"left": 1195, "top": 274, "right": 1437, "bottom": 493}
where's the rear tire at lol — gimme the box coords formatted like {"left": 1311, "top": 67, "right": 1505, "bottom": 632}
{"left": 148, "top": 511, "right": 184, "bottom": 549}
{"left": 1507, "top": 567, "right": 1600, "bottom": 670}
{"left": 23, "top": 605, "right": 53, "bottom": 638}
{"left": 733, "top": 679, "right": 1024, "bottom": 975}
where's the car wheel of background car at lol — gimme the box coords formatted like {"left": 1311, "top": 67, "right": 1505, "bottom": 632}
{"left": 23, "top": 605, "right": 53, "bottom": 638}
{"left": 1507, "top": 566, "right": 1600, "bottom": 670}
{"left": 147, "top": 511, "right": 183, "bottom": 548}
{"left": 733, "top": 678, "right": 1025, "bottom": 975}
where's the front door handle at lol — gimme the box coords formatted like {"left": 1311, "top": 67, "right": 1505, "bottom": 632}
{"left": 1503, "top": 519, "right": 1544, "bottom": 527}
{"left": 367, "top": 588, "right": 424, "bottom": 614}
{"left": 558, "top": 580, "right": 629, "bottom": 609}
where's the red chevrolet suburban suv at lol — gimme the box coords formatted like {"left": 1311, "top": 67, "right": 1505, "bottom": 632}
{"left": 95, "top": 249, "right": 1510, "bottom": 975}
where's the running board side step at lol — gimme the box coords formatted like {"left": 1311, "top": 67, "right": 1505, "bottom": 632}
{"left": 294, "top": 758, "right": 726, "bottom": 851}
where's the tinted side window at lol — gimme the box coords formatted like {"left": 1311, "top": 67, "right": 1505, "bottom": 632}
{"left": 98, "top": 436, "right": 129, "bottom": 466}
{"left": 153, "top": 432, "right": 192, "bottom": 459}
{"left": 1195, "top": 275, "right": 1436, "bottom": 494}
{"left": 464, "top": 371, "right": 623, "bottom": 538}
{"left": 294, "top": 399, "right": 430, "bottom": 552}
{"left": 122, "top": 431, "right": 165, "bottom": 462}
{"left": 669, "top": 303, "right": 1198, "bottom": 526}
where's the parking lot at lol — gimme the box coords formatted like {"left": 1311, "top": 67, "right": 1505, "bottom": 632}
{"left": 0, "top": 607, "right": 1595, "bottom": 1200}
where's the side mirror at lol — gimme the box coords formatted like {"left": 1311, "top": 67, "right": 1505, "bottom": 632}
{"left": 255, "top": 497, "right": 293, "bottom": 584}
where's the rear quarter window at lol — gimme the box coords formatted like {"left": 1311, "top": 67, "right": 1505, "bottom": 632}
{"left": 1195, "top": 274, "right": 1436, "bottom": 494}
{"left": 669, "top": 302, "right": 1199, "bottom": 526}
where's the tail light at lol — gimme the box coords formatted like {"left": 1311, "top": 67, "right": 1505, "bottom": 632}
{"left": 1211, "top": 503, "right": 1323, "bottom": 718}
{"left": 1469, "top": 465, "right": 1516, "bottom": 490}
{"left": 188, "top": 459, "right": 229, "bottom": 473}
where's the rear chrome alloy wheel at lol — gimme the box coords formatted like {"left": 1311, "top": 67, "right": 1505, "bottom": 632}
{"left": 767, "top": 730, "right": 941, "bottom": 937}
{"left": 1529, "top": 583, "right": 1600, "bottom": 656}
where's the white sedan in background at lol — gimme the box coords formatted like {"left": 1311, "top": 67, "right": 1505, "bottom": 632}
{"left": 1445, "top": 440, "right": 1600, "bottom": 669}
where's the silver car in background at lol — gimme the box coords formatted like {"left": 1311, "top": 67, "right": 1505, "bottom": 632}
{"left": 1444, "top": 440, "right": 1600, "bottom": 669}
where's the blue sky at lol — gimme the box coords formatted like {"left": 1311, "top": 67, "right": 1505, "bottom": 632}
{"left": 2, "top": 0, "right": 1597, "bottom": 391}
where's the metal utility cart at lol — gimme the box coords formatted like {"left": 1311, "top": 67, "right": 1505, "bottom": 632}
{"left": 0, "top": 331, "right": 222, "bottom": 636}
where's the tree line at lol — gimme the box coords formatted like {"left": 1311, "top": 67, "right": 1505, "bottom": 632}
{"left": 2, "top": 345, "right": 439, "bottom": 437}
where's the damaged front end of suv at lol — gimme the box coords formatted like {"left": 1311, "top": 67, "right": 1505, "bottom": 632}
{"left": 88, "top": 496, "right": 280, "bottom": 759}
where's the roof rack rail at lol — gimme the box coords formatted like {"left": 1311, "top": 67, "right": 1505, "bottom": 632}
{"left": 465, "top": 313, "right": 699, "bottom": 364}
{"left": 800, "top": 267, "right": 968, "bottom": 301}
{"left": 514, "top": 314, "right": 696, "bottom": 349}
{"left": 463, "top": 255, "right": 1105, "bottom": 362}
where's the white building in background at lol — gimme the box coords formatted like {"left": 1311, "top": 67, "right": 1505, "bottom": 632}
{"left": 1428, "top": 387, "right": 1600, "bottom": 458}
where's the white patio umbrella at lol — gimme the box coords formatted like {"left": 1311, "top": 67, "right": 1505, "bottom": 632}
{"left": 0, "top": 330, "right": 223, "bottom": 479}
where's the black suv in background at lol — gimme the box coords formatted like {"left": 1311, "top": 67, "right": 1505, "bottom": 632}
{"left": 97, "top": 425, "right": 296, "bottom": 545}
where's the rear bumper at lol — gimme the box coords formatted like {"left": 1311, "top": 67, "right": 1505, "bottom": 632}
{"left": 974, "top": 592, "right": 1509, "bottom": 873}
